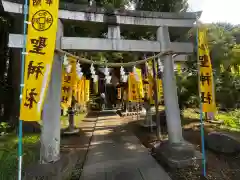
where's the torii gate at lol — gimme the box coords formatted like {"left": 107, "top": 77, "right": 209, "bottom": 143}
{"left": 1, "top": 0, "right": 200, "bottom": 166}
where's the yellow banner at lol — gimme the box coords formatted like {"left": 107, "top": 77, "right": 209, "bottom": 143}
{"left": 157, "top": 79, "right": 163, "bottom": 102}
{"left": 85, "top": 80, "right": 90, "bottom": 102}
{"left": 60, "top": 59, "right": 76, "bottom": 108}
{"left": 143, "top": 82, "right": 149, "bottom": 98}
{"left": 78, "top": 77, "right": 85, "bottom": 104}
{"left": 20, "top": 0, "right": 59, "bottom": 121}
{"left": 136, "top": 68, "right": 144, "bottom": 99}
{"left": 128, "top": 73, "right": 143, "bottom": 102}
{"left": 75, "top": 79, "right": 82, "bottom": 103}
{"left": 147, "top": 75, "right": 154, "bottom": 104}
{"left": 148, "top": 76, "right": 163, "bottom": 104}
{"left": 198, "top": 28, "right": 216, "bottom": 112}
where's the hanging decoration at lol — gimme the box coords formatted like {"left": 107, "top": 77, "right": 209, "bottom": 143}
{"left": 157, "top": 57, "right": 163, "bottom": 72}
{"left": 19, "top": 0, "right": 60, "bottom": 121}
{"left": 133, "top": 66, "right": 139, "bottom": 82}
{"left": 63, "top": 54, "right": 69, "bottom": 66}
{"left": 90, "top": 64, "right": 96, "bottom": 76}
{"left": 104, "top": 66, "right": 112, "bottom": 84}
{"left": 64, "top": 56, "right": 72, "bottom": 74}
{"left": 56, "top": 48, "right": 173, "bottom": 67}
{"left": 76, "top": 62, "right": 83, "bottom": 79}
{"left": 90, "top": 63, "right": 98, "bottom": 86}
{"left": 120, "top": 66, "right": 128, "bottom": 83}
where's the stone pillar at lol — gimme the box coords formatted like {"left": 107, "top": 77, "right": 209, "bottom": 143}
{"left": 40, "top": 19, "right": 63, "bottom": 163}
{"left": 157, "top": 26, "right": 183, "bottom": 144}
{"left": 155, "top": 27, "right": 202, "bottom": 168}
{"left": 107, "top": 26, "right": 121, "bottom": 39}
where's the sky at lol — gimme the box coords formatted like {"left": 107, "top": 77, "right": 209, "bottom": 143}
{"left": 188, "top": 0, "right": 240, "bottom": 25}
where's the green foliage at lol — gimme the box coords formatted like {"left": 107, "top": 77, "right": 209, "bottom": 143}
{"left": 177, "top": 22, "right": 240, "bottom": 113}
{"left": 0, "top": 122, "right": 10, "bottom": 134}
{"left": 215, "top": 72, "right": 240, "bottom": 109}
{"left": 134, "top": 0, "right": 189, "bottom": 12}
{"left": 0, "top": 134, "right": 40, "bottom": 180}
{"left": 215, "top": 109, "right": 240, "bottom": 129}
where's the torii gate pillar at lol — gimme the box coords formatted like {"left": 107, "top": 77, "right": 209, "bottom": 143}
{"left": 40, "top": 19, "right": 63, "bottom": 163}
{"left": 155, "top": 26, "right": 201, "bottom": 168}
{"left": 157, "top": 26, "right": 183, "bottom": 143}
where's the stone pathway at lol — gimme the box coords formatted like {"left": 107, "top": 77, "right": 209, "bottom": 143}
{"left": 80, "top": 114, "right": 171, "bottom": 180}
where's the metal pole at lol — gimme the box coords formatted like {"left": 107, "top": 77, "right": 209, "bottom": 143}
{"left": 18, "top": 1, "right": 28, "bottom": 179}
{"left": 152, "top": 56, "right": 161, "bottom": 140}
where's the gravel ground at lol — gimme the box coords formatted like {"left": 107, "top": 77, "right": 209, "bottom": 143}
{"left": 127, "top": 119, "right": 240, "bottom": 180}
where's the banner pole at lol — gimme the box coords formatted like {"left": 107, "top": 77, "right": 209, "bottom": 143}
{"left": 18, "top": 0, "right": 28, "bottom": 179}
{"left": 196, "top": 24, "right": 207, "bottom": 177}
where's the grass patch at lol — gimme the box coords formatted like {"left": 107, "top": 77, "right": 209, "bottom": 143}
{"left": 0, "top": 113, "right": 86, "bottom": 179}
{"left": 0, "top": 133, "right": 40, "bottom": 180}
{"left": 215, "top": 109, "right": 240, "bottom": 129}
{"left": 182, "top": 108, "right": 240, "bottom": 131}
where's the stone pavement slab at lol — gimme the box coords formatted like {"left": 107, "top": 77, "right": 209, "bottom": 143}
{"left": 80, "top": 115, "right": 171, "bottom": 180}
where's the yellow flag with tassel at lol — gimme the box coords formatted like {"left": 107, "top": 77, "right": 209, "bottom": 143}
{"left": 78, "top": 76, "right": 85, "bottom": 104}
{"left": 19, "top": 0, "right": 60, "bottom": 121}
{"left": 198, "top": 27, "right": 216, "bottom": 112}
{"left": 85, "top": 79, "right": 90, "bottom": 102}
{"left": 60, "top": 58, "right": 76, "bottom": 108}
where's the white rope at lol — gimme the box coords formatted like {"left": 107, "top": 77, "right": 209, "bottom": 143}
{"left": 55, "top": 48, "right": 174, "bottom": 67}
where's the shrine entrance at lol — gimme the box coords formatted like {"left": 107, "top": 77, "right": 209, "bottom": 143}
{"left": 2, "top": 0, "right": 201, "bottom": 178}
{"left": 97, "top": 68, "right": 119, "bottom": 109}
